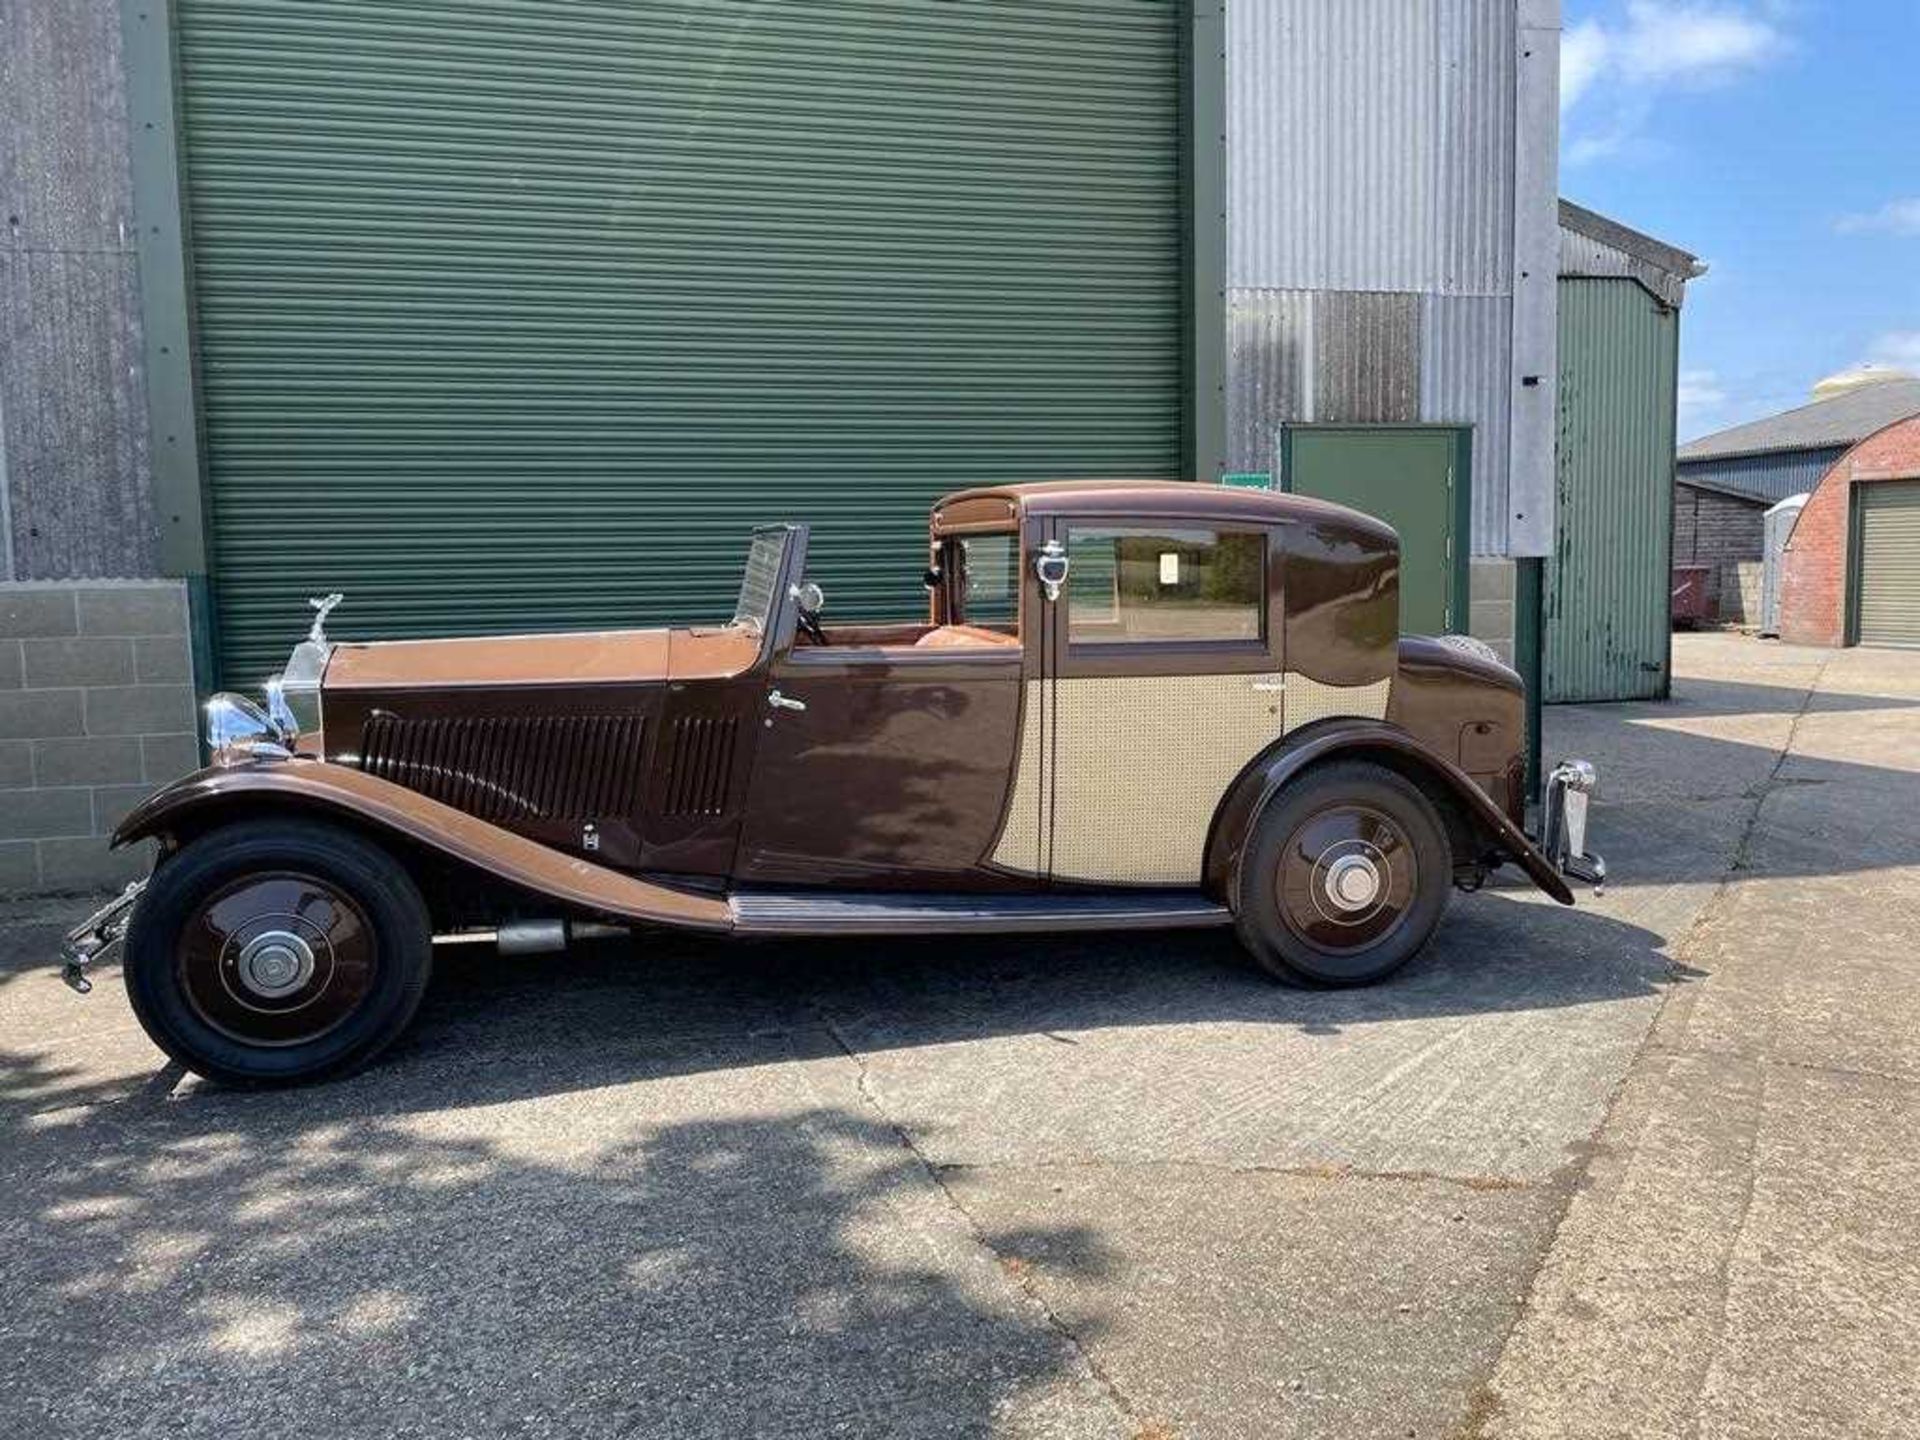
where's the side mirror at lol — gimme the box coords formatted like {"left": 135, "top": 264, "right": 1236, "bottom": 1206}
{"left": 923, "top": 566, "right": 943, "bottom": 589}
{"left": 791, "top": 580, "right": 825, "bottom": 613}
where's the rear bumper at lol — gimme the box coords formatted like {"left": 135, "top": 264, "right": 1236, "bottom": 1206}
{"left": 1538, "top": 759, "right": 1606, "bottom": 890}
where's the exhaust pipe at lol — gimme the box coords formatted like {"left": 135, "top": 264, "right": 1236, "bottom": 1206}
{"left": 437, "top": 919, "right": 631, "bottom": 954}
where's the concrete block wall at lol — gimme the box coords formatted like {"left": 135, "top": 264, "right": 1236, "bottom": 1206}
{"left": 1468, "top": 558, "right": 1516, "bottom": 665}
{"left": 1728, "top": 562, "right": 1764, "bottom": 629}
{"left": 1, "top": 581, "right": 196, "bottom": 892}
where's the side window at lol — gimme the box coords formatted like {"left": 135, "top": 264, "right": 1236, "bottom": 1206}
{"left": 1066, "top": 527, "right": 1264, "bottom": 645}
{"left": 955, "top": 533, "right": 1018, "bottom": 628}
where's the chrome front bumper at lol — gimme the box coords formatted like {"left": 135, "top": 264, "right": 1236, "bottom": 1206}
{"left": 1540, "top": 759, "right": 1606, "bottom": 891}
{"left": 59, "top": 880, "right": 146, "bottom": 994}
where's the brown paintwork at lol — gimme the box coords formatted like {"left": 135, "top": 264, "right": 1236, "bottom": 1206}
{"left": 738, "top": 643, "right": 1024, "bottom": 887}
{"left": 114, "top": 758, "right": 734, "bottom": 932}
{"left": 1388, "top": 636, "right": 1528, "bottom": 826}
{"left": 119, "top": 481, "right": 1573, "bottom": 929}
{"left": 327, "top": 625, "right": 760, "bottom": 691}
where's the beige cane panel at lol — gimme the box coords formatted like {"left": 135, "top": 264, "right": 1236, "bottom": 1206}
{"left": 989, "top": 680, "right": 1049, "bottom": 875}
{"left": 1283, "top": 674, "right": 1392, "bottom": 734}
{"left": 1046, "top": 674, "right": 1287, "bottom": 883}
{"left": 987, "top": 670, "right": 1396, "bottom": 884}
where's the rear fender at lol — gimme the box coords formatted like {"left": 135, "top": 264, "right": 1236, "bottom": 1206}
{"left": 114, "top": 758, "right": 733, "bottom": 932}
{"left": 1203, "top": 720, "right": 1575, "bottom": 908}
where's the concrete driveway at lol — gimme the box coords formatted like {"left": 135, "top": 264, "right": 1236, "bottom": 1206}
{"left": 2, "top": 633, "right": 1915, "bottom": 1438}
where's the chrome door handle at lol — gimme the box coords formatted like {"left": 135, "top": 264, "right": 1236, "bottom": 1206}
{"left": 1250, "top": 677, "right": 1286, "bottom": 693}
{"left": 767, "top": 689, "right": 807, "bottom": 712}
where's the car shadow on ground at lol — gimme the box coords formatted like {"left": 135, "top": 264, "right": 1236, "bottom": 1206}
{"left": 332, "top": 886, "right": 1690, "bottom": 1107}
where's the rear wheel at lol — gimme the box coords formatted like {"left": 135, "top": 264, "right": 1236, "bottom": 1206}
{"left": 1233, "top": 761, "right": 1451, "bottom": 986}
{"left": 123, "top": 818, "right": 432, "bottom": 1085}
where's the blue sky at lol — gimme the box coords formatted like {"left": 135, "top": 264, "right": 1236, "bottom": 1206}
{"left": 1559, "top": 0, "right": 1920, "bottom": 441}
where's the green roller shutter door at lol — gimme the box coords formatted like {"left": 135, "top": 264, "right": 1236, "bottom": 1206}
{"left": 1856, "top": 481, "right": 1920, "bottom": 648}
{"left": 176, "top": 0, "right": 1184, "bottom": 681}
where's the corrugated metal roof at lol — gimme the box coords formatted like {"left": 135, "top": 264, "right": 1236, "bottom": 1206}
{"left": 1678, "top": 381, "right": 1920, "bottom": 462}
{"left": 1557, "top": 200, "right": 1703, "bottom": 309}
{"left": 1676, "top": 446, "right": 1851, "bottom": 506}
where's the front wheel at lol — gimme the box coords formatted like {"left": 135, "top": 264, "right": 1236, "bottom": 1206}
{"left": 1233, "top": 761, "right": 1451, "bottom": 986}
{"left": 123, "top": 818, "right": 433, "bottom": 1085}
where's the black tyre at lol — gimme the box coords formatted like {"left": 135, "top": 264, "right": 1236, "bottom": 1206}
{"left": 1233, "top": 761, "right": 1451, "bottom": 986}
{"left": 123, "top": 818, "right": 433, "bottom": 1085}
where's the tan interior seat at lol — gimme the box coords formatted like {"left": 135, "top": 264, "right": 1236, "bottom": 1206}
{"left": 913, "top": 625, "right": 1019, "bottom": 650}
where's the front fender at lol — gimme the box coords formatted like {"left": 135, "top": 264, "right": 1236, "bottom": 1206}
{"left": 1203, "top": 721, "right": 1575, "bottom": 908}
{"left": 115, "top": 758, "right": 733, "bottom": 932}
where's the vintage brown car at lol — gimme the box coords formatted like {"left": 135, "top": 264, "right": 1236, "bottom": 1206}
{"left": 62, "top": 481, "right": 1602, "bottom": 1084}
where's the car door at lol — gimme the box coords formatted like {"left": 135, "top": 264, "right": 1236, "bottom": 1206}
{"left": 734, "top": 547, "right": 1027, "bottom": 889}
{"left": 1027, "top": 515, "right": 1287, "bottom": 887}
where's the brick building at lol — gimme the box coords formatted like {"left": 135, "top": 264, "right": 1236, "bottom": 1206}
{"left": 1678, "top": 375, "right": 1920, "bottom": 625}
{"left": 1777, "top": 415, "right": 1920, "bottom": 648}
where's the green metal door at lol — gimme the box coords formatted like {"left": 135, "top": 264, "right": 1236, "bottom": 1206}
{"left": 175, "top": 0, "right": 1185, "bottom": 680}
{"left": 1280, "top": 426, "right": 1469, "bottom": 635}
{"left": 1855, "top": 481, "right": 1920, "bottom": 648}
{"left": 1544, "top": 279, "right": 1678, "bottom": 702}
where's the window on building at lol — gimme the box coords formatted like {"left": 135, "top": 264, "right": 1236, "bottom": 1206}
{"left": 1066, "top": 527, "right": 1264, "bottom": 645}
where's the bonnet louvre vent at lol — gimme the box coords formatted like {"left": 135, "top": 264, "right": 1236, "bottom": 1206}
{"left": 663, "top": 716, "right": 738, "bottom": 816}
{"left": 360, "top": 714, "right": 647, "bottom": 822}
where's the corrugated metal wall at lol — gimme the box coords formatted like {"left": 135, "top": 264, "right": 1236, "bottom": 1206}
{"left": 1677, "top": 447, "right": 1850, "bottom": 507}
{"left": 176, "top": 0, "right": 1184, "bottom": 680}
{"left": 1223, "top": 0, "right": 1551, "bottom": 560}
{"left": 1543, "top": 278, "right": 1678, "bottom": 702}
{"left": 1226, "top": 0, "right": 1514, "bottom": 294}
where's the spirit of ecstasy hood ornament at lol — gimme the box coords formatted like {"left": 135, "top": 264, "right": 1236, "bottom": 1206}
{"left": 307, "top": 593, "right": 344, "bottom": 645}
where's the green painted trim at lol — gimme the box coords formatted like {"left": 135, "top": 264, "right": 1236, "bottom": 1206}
{"left": 1451, "top": 427, "right": 1473, "bottom": 633}
{"left": 1515, "top": 557, "right": 1544, "bottom": 801}
{"left": 185, "top": 574, "right": 218, "bottom": 744}
{"left": 1276, "top": 422, "right": 1474, "bottom": 632}
{"left": 1182, "top": 1, "right": 1227, "bottom": 483}
{"left": 1844, "top": 481, "right": 1864, "bottom": 647}
{"left": 1660, "top": 310, "right": 1679, "bottom": 699}
{"left": 121, "top": 0, "right": 210, "bottom": 581}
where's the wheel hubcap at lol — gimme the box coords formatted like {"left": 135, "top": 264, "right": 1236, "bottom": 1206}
{"left": 1274, "top": 803, "right": 1419, "bottom": 958}
{"left": 178, "top": 873, "right": 377, "bottom": 1047}
{"left": 236, "top": 930, "right": 316, "bottom": 998}
{"left": 1323, "top": 853, "right": 1383, "bottom": 912}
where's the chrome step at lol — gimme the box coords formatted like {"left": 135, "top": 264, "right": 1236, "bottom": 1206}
{"left": 728, "top": 889, "right": 1231, "bottom": 936}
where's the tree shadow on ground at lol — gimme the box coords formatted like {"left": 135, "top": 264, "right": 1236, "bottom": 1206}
{"left": 0, "top": 1045, "right": 1121, "bottom": 1440}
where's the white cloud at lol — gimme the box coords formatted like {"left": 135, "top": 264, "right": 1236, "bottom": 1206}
{"left": 1861, "top": 333, "right": 1920, "bottom": 371}
{"left": 1837, "top": 199, "right": 1920, "bottom": 237}
{"left": 1562, "top": 3, "right": 1788, "bottom": 160}
{"left": 1561, "top": 20, "right": 1611, "bottom": 111}
{"left": 1613, "top": 2, "right": 1784, "bottom": 86}
{"left": 1677, "top": 368, "right": 1730, "bottom": 435}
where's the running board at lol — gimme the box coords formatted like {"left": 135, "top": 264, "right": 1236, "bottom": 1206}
{"left": 728, "top": 889, "right": 1232, "bottom": 937}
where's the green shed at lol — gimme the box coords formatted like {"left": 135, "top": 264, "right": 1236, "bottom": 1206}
{"left": 1544, "top": 203, "right": 1702, "bottom": 704}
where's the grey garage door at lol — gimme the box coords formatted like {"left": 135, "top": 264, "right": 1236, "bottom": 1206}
{"left": 175, "top": 0, "right": 1185, "bottom": 681}
{"left": 1856, "top": 480, "right": 1920, "bottom": 648}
